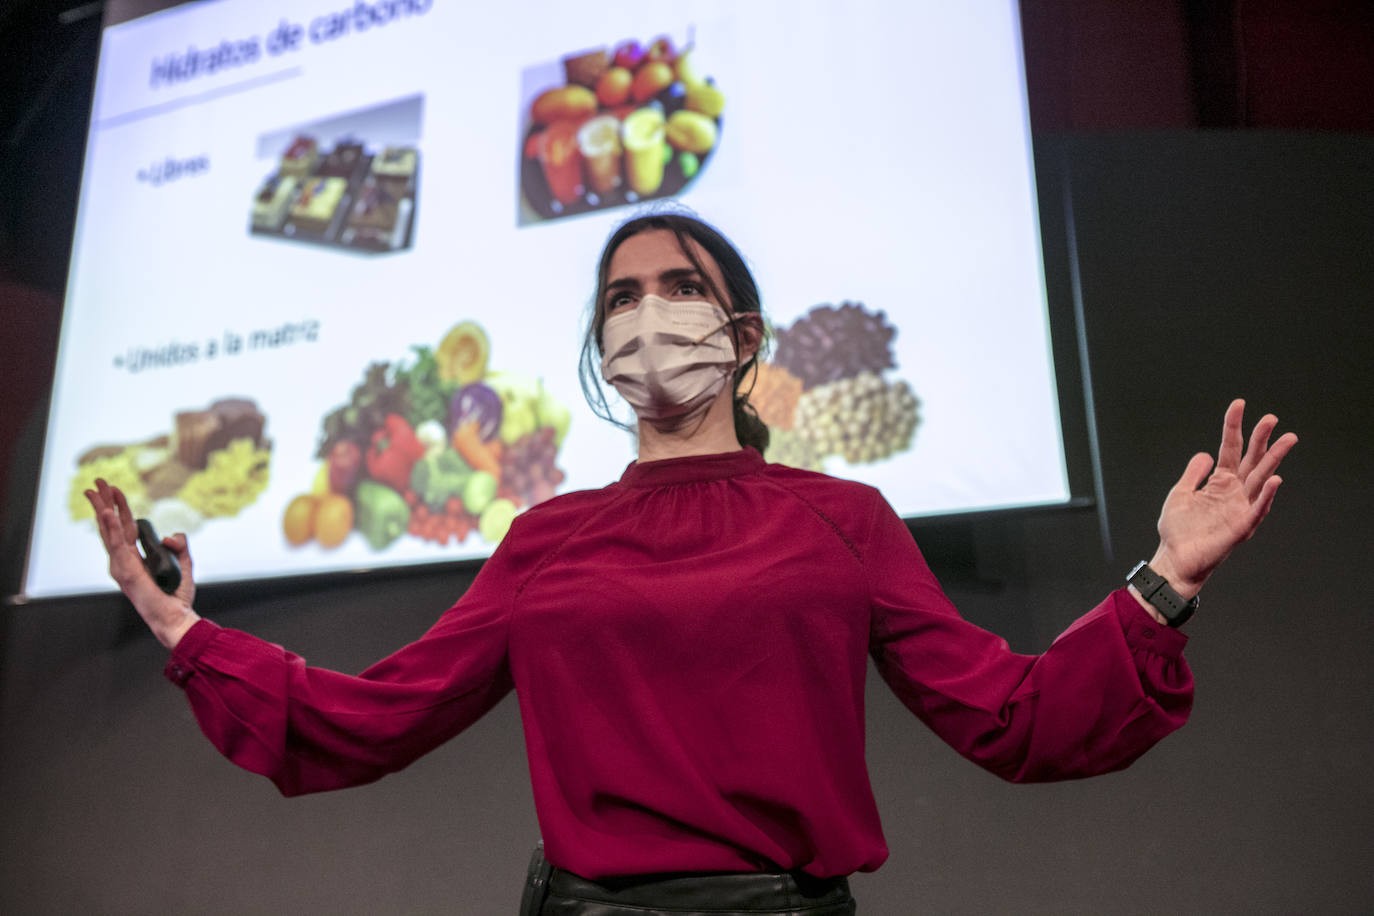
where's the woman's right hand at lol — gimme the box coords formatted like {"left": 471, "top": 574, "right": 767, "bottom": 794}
{"left": 86, "top": 478, "right": 200, "bottom": 650}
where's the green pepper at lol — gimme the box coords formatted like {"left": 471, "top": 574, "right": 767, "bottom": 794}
{"left": 354, "top": 479, "right": 410, "bottom": 550}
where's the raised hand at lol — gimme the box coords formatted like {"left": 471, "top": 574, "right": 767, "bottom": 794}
{"left": 86, "top": 478, "right": 200, "bottom": 649}
{"left": 1149, "top": 399, "right": 1298, "bottom": 599}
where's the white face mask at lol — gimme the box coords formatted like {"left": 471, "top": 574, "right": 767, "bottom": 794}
{"left": 600, "top": 295, "right": 742, "bottom": 423}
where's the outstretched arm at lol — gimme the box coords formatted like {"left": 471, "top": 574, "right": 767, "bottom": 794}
{"left": 85, "top": 478, "right": 514, "bottom": 796}
{"left": 870, "top": 399, "right": 1296, "bottom": 781}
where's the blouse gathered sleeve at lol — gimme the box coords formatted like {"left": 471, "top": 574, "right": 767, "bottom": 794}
{"left": 162, "top": 550, "right": 516, "bottom": 797}
{"left": 863, "top": 493, "right": 1193, "bottom": 783}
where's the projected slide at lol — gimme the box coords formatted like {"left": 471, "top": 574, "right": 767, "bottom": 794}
{"left": 23, "top": 0, "right": 1070, "bottom": 598}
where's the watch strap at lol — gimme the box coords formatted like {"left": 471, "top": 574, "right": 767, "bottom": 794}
{"left": 1128, "top": 561, "right": 1198, "bottom": 628}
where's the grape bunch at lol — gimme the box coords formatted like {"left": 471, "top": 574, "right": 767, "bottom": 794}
{"left": 791, "top": 372, "right": 920, "bottom": 465}
{"left": 772, "top": 302, "right": 896, "bottom": 390}
{"left": 498, "top": 427, "right": 566, "bottom": 508}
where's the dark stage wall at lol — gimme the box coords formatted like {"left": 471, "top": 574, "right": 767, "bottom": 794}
{"left": 2, "top": 134, "right": 1371, "bottom": 914}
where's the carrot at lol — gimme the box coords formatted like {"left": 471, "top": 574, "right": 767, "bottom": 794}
{"left": 452, "top": 421, "right": 502, "bottom": 480}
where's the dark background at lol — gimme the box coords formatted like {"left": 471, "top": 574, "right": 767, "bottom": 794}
{"left": 2, "top": 2, "right": 1371, "bottom": 913}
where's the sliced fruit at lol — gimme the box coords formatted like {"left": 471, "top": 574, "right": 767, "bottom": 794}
{"left": 436, "top": 321, "right": 490, "bottom": 386}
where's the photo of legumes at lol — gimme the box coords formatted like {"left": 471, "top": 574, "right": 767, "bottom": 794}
{"left": 754, "top": 303, "right": 920, "bottom": 472}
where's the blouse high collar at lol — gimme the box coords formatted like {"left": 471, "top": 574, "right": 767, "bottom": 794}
{"left": 618, "top": 447, "right": 765, "bottom": 488}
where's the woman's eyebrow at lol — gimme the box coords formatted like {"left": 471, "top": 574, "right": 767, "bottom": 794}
{"left": 605, "top": 267, "right": 702, "bottom": 294}
{"left": 657, "top": 267, "right": 704, "bottom": 285}
{"left": 604, "top": 276, "right": 640, "bottom": 294}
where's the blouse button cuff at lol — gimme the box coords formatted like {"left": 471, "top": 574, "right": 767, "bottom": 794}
{"left": 162, "top": 618, "right": 220, "bottom": 687}
{"left": 1114, "top": 589, "right": 1188, "bottom": 656}
{"left": 164, "top": 659, "right": 193, "bottom": 686}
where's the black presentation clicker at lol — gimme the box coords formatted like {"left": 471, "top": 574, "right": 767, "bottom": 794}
{"left": 136, "top": 518, "right": 181, "bottom": 595}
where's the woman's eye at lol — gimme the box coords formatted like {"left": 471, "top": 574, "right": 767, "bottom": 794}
{"left": 676, "top": 281, "right": 702, "bottom": 297}
{"left": 608, "top": 292, "right": 635, "bottom": 310}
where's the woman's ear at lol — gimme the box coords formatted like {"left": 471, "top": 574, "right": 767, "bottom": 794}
{"left": 734, "top": 313, "right": 764, "bottom": 362}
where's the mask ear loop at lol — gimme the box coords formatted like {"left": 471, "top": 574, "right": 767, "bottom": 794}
{"left": 692, "top": 313, "right": 756, "bottom": 344}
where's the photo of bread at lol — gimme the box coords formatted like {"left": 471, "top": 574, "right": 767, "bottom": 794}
{"left": 67, "top": 398, "right": 273, "bottom": 535}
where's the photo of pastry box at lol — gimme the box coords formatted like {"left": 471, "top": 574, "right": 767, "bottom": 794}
{"left": 248, "top": 130, "right": 419, "bottom": 255}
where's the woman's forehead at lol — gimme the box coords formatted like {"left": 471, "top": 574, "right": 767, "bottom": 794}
{"left": 608, "top": 229, "right": 722, "bottom": 285}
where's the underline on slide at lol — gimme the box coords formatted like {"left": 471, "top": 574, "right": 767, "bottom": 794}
{"left": 94, "top": 67, "right": 304, "bottom": 130}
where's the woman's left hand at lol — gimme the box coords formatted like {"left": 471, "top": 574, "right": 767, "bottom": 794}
{"left": 1147, "top": 399, "right": 1298, "bottom": 601}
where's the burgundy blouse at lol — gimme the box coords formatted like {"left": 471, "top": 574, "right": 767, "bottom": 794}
{"left": 166, "top": 447, "right": 1191, "bottom": 878}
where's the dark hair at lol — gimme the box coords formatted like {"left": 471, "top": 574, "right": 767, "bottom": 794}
{"left": 579, "top": 211, "right": 771, "bottom": 452}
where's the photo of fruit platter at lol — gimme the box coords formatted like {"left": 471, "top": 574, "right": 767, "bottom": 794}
{"left": 250, "top": 134, "right": 420, "bottom": 254}
{"left": 753, "top": 302, "right": 922, "bottom": 472}
{"left": 284, "top": 322, "right": 573, "bottom": 553}
{"left": 518, "top": 32, "right": 726, "bottom": 224}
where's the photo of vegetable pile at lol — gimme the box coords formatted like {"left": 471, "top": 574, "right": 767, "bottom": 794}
{"left": 69, "top": 398, "right": 272, "bottom": 534}
{"left": 284, "top": 321, "right": 572, "bottom": 551}
{"left": 753, "top": 302, "right": 920, "bottom": 471}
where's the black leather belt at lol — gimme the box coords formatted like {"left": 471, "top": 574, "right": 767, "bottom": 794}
{"left": 540, "top": 865, "right": 855, "bottom": 915}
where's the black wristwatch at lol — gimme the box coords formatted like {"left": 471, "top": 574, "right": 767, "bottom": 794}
{"left": 1127, "top": 561, "right": 1198, "bottom": 628}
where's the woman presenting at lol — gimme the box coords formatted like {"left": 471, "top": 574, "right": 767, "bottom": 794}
{"left": 87, "top": 214, "right": 1296, "bottom": 915}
